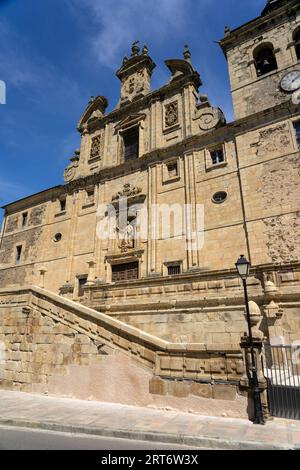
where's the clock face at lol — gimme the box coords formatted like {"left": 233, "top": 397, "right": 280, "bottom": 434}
{"left": 280, "top": 71, "right": 300, "bottom": 92}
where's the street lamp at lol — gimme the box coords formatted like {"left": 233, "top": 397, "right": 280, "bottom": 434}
{"left": 236, "top": 255, "right": 265, "bottom": 425}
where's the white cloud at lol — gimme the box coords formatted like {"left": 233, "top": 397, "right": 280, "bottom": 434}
{"left": 68, "top": 0, "right": 196, "bottom": 67}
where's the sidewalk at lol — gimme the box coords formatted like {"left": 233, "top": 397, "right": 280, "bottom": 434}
{"left": 0, "top": 390, "right": 299, "bottom": 450}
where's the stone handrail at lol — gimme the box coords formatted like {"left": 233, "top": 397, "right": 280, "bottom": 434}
{"left": 0, "top": 285, "right": 243, "bottom": 381}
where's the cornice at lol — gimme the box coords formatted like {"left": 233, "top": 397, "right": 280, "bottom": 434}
{"left": 3, "top": 100, "right": 299, "bottom": 213}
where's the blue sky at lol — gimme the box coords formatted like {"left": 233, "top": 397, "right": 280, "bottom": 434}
{"left": 0, "top": 0, "right": 267, "bottom": 218}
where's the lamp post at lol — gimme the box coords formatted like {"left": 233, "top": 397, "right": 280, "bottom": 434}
{"left": 236, "top": 255, "right": 265, "bottom": 425}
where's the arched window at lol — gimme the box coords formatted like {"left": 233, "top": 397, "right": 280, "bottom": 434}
{"left": 253, "top": 43, "right": 278, "bottom": 77}
{"left": 293, "top": 28, "right": 300, "bottom": 61}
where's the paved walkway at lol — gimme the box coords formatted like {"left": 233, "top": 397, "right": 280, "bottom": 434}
{"left": 0, "top": 390, "right": 299, "bottom": 449}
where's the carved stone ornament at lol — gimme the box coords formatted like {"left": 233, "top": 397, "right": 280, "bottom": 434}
{"left": 90, "top": 134, "right": 103, "bottom": 159}
{"left": 112, "top": 183, "right": 142, "bottom": 201}
{"left": 117, "top": 220, "right": 136, "bottom": 253}
{"left": 165, "top": 101, "right": 179, "bottom": 128}
{"left": 64, "top": 166, "right": 76, "bottom": 183}
{"left": 193, "top": 97, "right": 226, "bottom": 131}
{"left": 64, "top": 150, "right": 80, "bottom": 183}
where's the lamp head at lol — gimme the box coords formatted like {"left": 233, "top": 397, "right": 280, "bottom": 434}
{"left": 235, "top": 255, "right": 251, "bottom": 280}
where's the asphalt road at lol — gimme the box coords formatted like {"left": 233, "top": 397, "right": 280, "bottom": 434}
{"left": 0, "top": 425, "right": 200, "bottom": 450}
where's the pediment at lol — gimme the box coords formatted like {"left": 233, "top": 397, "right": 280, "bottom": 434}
{"left": 77, "top": 96, "right": 108, "bottom": 131}
{"left": 115, "top": 113, "right": 146, "bottom": 131}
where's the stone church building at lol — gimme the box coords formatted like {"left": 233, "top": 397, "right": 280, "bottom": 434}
{"left": 0, "top": 0, "right": 299, "bottom": 416}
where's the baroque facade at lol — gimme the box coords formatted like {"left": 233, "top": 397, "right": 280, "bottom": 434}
{"left": 0, "top": 0, "right": 299, "bottom": 413}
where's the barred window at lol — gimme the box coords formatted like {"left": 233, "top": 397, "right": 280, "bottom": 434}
{"left": 167, "top": 265, "right": 181, "bottom": 276}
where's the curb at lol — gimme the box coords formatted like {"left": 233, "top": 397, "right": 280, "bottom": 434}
{"left": 0, "top": 418, "right": 293, "bottom": 450}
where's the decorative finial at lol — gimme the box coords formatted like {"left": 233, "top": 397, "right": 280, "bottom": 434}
{"left": 199, "top": 94, "right": 208, "bottom": 103}
{"left": 224, "top": 26, "right": 231, "bottom": 36}
{"left": 183, "top": 44, "right": 191, "bottom": 62}
{"left": 122, "top": 56, "right": 128, "bottom": 65}
{"left": 131, "top": 40, "right": 140, "bottom": 56}
{"left": 89, "top": 95, "right": 95, "bottom": 104}
{"left": 142, "top": 44, "right": 149, "bottom": 56}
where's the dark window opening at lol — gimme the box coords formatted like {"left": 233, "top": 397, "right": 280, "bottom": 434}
{"left": 212, "top": 191, "right": 227, "bottom": 204}
{"left": 294, "top": 28, "right": 300, "bottom": 61}
{"left": 60, "top": 198, "right": 66, "bottom": 212}
{"left": 54, "top": 233, "right": 62, "bottom": 242}
{"left": 15, "top": 245, "right": 22, "bottom": 265}
{"left": 167, "top": 265, "right": 181, "bottom": 276}
{"left": 123, "top": 127, "right": 139, "bottom": 161}
{"left": 210, "top": 148, "right": 224, "bottom": 165}
{"left": 294, "top": 121, "right": 300, "bottom": 149}
{"left": 22, "top": 212, "right": 28, "bottom": 227}
{"left": 167, "top": 162, "right": 178, "bottom": 178}
{"left": 254, "top": 44, "right": 278, "bottom": 77}
{"left": 112, "top": 262, "right": 139, "bottom": 282}
{"left": 78, "top": 277, "right": 87, "bottom": 297}
{"left": 86, "top": 189, "right": 94, "bottom": 203}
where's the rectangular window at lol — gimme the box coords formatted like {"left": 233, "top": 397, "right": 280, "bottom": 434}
{"left": 210, "top": 148, "right": 224, "bottom": 165}
{"left": 60, "top": 198, "right": 66, "bottom": 212}
{"left": 86, "top": 189, "right": 94, "bottom": 203}
{"left": 123, "top": 127, "right": 139, "bottom": 161}
{"left": 167, "top": 265, "right": 181, "bottom": 276}
{"left": 22, "top": 212, "right": 28, "bottom": 227}
{"left": 167, "top": 162, "right": 178, "bottom": 178}
{"left": 112, "top": 262, "right": 139, "bottom": 282}
{"left": 294, "top": 121, "right": 300, "bottom": 148}
{"left": 78, "top": 277, "right": 87, "bottom": 297}
{"left": 15, "top": 245, "right": 22, "bottom": 265}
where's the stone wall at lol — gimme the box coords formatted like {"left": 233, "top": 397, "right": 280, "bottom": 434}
{"left": 224, "top": 5, "right": 300, "bottom": 119}
{"left": 0, "top": 286, "right": 247, "bottom": 417}
{"left": 87, "top": 264, "right": 300, "bottom": 345}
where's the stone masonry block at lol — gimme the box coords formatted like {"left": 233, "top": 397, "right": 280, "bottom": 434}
{"left": 190, "top": 382, "right": 213, "bottom": 399}
{"left": 149, "top": 376, "right": 168, "bottom": 396}
{"left": 212, "top": 384, "right": 237, "bottom": 401}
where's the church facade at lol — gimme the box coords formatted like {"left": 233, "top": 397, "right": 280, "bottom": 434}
{"left": 0, "top": 0, "right": 299, "bottom": 412}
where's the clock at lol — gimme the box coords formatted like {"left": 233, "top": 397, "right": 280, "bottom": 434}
{"left": 280, "top": 71, "right": 300, "bottom": 92}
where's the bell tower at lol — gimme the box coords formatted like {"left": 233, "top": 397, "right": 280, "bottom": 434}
{"left": 116, "top": 41, "right": 156, "bottom": 107}
{"left": 220, "top": 0, "right": 300, "bottom": 119}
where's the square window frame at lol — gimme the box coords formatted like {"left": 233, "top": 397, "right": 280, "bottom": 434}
{"left": 163, "top": 260, "right": 183, "bottom": 277}
{"left": 162, "top": 157, "right": 181, "bottom": 184}
{"left": 205, "top": 143, "right": 228, "bottom": 171}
